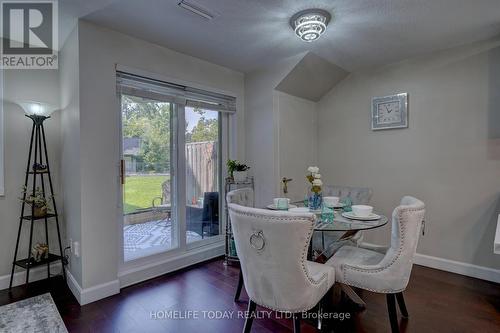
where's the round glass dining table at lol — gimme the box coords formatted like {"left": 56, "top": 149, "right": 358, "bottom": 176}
{"left": 309, "top": 210, "right": 388, "bottom": 259}
{"left": 285, "top": 202, "right": 389, "bottom": 232}
{"left": 314, "top": 211, "right": 388, "bottom": 231}
{"left": 277, "top": 203, "right": 389, "bottom": 260}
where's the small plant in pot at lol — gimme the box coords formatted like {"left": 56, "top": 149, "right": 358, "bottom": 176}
{"left": 20, "top": 186, "right": 52, "bottom": 217}
{"left": 227, "top": 160, "right": 250, "bottom": 182}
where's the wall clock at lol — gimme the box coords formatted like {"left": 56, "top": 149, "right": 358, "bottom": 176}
{"left": 371, "top": 93, "right": 408, "bottom": 130}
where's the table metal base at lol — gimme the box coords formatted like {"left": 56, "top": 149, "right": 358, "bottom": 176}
{"left": 340, "top": 284, "right": 366, "bottom": 308}
{"left": 308, "top": 230, "right": 367, "bottom": 310}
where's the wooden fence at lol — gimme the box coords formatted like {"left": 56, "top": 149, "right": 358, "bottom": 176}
{"left": 185, "top": 141, "right": 218, "bottom": 205}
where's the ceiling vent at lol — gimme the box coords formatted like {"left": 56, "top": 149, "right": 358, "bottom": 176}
{"left": 178, "top": 1, "right": 214, "bottom": 20}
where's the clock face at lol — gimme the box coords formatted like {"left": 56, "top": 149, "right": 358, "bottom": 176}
{"left": 371, "top": 93, "right": 408, "bottom": 130}
{"left": 377, "top": 101, "right": 401, "bottom": 124}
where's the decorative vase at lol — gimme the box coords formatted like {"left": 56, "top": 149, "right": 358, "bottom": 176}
{"left": 308, "top": 192, "right": 322, "bottom": 211}
{"left": 233, "top": 171, "right": 247, "bottom": 182}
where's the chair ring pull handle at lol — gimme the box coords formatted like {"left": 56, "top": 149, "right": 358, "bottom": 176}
{"left": 249, "top": 230, "right": 265, "bottom": 251}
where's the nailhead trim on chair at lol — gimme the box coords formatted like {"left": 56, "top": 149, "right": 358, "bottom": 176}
{"left": 341, "top": 205, "right": 424, "bottom": 294}
{"left": 226, "top": 188, "right": 254, "bottom": 207}
{"left": 228, "top": 204, "right": 330, "bottom": 313}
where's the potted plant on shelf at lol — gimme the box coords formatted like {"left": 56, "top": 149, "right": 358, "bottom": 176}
{"left": 227, "top": 159, "right": 250, "bottom": 182}
{"left": 20, "top": 186, "right": 52, "bottom": 217}
{"left": 306, "top": 166, "right": 323, "bottom": 210}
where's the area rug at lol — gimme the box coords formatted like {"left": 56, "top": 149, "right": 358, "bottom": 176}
{"left": 0, "top": 293, "right": 67, "bottom": 333}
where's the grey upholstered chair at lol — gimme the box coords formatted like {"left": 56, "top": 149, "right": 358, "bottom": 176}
{"left": 316, "top": 185, "right": 373, "bottom": 256}
{"left": 322, "top": 185, "right": 373, "bottom": 205}
{"left": 228, "top": 203, "right": 335, "bottom": 333}
{"left": 226, "top": 188, "right": 254, "bottom": 301}
{"left": 326, "top": 196, "right": 425, "bottom": 333}
{"left": 226, "top": 187, "right": 254, "bottom": 207}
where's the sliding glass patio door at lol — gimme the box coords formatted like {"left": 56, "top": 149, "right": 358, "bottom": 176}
{"left": 120, "top": 94, "right": 177, "bottom": 261}
{"left": 118, "top": 71, "right": 231, "bottom": 263}
{"left": 185, "top": 106, "right": 221, "bottom": 244}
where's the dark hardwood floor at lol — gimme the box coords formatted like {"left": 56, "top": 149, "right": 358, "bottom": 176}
{"left": 1, "top": 258, "right": 499, "bottom": 332}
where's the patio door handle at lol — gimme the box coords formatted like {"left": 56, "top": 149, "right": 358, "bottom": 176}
{"left": 120, "top": 159, "right": 125, "bottom": 185}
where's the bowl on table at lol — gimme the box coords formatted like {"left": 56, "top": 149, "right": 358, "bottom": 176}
{"left": 323, "top": 196, "right": 339, "bottom": 208}
{"left": 351, "top": 205, "right": 373, "bottom": 217}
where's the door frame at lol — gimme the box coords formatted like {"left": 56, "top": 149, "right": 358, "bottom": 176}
{"left": 116, "top": 79, "right": 231, "bottom": 280}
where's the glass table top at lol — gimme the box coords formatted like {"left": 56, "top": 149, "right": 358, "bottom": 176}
{"left": 265, "top": 202, "right": 389, "bottom": 232}
{"left": 314, "top": 211, "right": 388, "bottom": 232}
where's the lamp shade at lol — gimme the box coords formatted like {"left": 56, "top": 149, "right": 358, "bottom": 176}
{"left": 18, "top": 101, "right": 57, "bottom": 116}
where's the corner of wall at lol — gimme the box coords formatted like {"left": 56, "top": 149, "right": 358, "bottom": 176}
{"left": 59, "top": 23, "right": 83, "bottom": 287}
{"left": 244, "top": 53, "right": 306, "bottom": 206}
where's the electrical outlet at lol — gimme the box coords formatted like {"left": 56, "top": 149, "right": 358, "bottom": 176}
{"left": 73, "top": 241, "right": 80, "bottom": 257}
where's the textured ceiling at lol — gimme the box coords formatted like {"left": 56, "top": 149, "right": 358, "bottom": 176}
{"left": 59, "top": 0, "right": 120, "bottom": 46}
{"left": 69, "top": 0, "right": 500, "bottom": 73}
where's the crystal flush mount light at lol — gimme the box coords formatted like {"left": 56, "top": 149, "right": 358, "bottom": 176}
{"left": 290, "top": 9, "right": 331, "bottom": 42}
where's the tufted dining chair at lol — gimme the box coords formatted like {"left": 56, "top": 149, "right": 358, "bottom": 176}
{"left": 228, "top": 203, "right": 335, "bottom": 333}
{"left": 326, "top": 196, "right": 425, "bottom": 333}
{"left": 226, "top": 187, "right": 254, "bottom": 208}
{"left": 323, "top": 185, "right": 373, "bottom": 205}
{"left": 226, "top": 188, "right": 254, "bottom": 301}
{"left": 318, "top": 186, "right": 373, "bottom": 255}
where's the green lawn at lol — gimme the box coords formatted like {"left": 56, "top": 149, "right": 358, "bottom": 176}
{"left": 124, "top": 175, "right": 169, "bottom": 214}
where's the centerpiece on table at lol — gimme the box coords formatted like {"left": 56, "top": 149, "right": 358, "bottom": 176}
{"left": 306, "top": 166, "right": 323, "bottom": 210}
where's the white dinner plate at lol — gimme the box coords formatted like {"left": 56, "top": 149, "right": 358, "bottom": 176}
{"left": 266, "top": 204, "right": 298, "bottom": 210}
{"left": 342, "top": 211, "right": 381, "bottom": 221}
{"left": 288, "top": 207, "right": 311, "bottom": 213}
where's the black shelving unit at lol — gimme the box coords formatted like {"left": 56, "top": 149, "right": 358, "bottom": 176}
{"left": 22, "top": 214, "right": 58, "bottom": 221}
{"left": 9, "top": 115, "right": 66, "bottom": 289}
{"left": 224, "top": 176, "right": 254, "bottom": 265}
{"left": 14, "top": 253, "right": 62, "bottom": 269}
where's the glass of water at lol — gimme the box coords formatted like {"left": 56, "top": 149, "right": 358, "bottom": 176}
{"left": 342, "top": 197, "right": 352, "bottom": 212}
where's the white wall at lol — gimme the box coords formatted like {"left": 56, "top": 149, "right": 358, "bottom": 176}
{"left": 0, "top": 68, "right": 61, "bottom": 287}
{"left": 318, "top": 38, "right": 500, "bottom": 271}
{"left": 59, "top": 26, "right": 82, "bottom": 285}
{"left": 275, "top": 92, "right": 318, "bottom": 201}
{"left": 75, "top": 20, "right": 245, "bottom": 290}
{"left": 244, "top": 54, "right": 305, "bottom": 207}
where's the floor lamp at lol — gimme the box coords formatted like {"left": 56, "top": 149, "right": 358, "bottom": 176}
{"left": 9, "top": 101, "right": 66, "bottom": 289}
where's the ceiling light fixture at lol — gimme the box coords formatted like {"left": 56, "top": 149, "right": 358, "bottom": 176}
{"left": 178, "top": 1, "right": 214, "bottom": 20}
{"left": 290, "top": 9, "right": 331, "bottom": 42}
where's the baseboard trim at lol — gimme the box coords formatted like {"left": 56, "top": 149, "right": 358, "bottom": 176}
{"left": 65, "top": 269, "right": 82, "bottom": 303}
{"left": 0, "top": 262, "right": 62, "bottom": 290}
{"left": 66, "top": 243, "right": 223, "bottom": 305}
{"left": 65, "top": 269, "right": 120, "bottom": 305}
{"left": 414, "top": 253, "right": 500, "bottom": 283}
{"left": 360, "top": 242, "right": 500, "bottom": 283}
{"left": 118, "top": 242, "right": 224, "bottom": 288}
